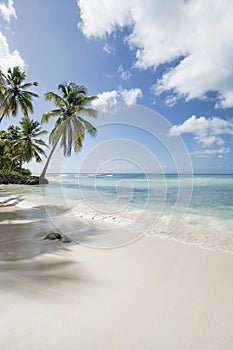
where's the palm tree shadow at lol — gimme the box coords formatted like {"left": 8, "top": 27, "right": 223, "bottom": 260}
{"left": 0, "top": 258, "right": 91, "bottom": 296}
{"left": 0, "top": 203, "right": 103, "bottom": 294}
{"left": 0, "top": 204, "right": 106, "bottom": 262}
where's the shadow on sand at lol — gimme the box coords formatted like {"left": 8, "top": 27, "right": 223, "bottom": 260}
{"left": 0, "top": 203, "right": 105, "bottom": 292}
{"left": 0, "top": 203, "right": 106, "bottom": 262}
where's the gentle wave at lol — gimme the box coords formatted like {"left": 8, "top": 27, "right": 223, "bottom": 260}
{"left": 1, "top": 174, "right": 233, "bottom": 253}
{"left": 56, "top": 196, "right": 233, "bottom": 253}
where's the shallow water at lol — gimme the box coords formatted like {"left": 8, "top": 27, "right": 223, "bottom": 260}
{"left": 1, "top": 174, "right": 233, "bottom": 252}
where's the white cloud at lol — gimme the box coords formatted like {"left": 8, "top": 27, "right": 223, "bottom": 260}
{"left": 191, "top": 147, "right": 230, "bottom": 157}
{"left": 78, "top": 0, "right": 133, "bottom": 38}
{"left": 118, "top": 65, "right": 131, "bottom": 80}
{"left": 77, "top": 0, "right": 233, "bottom": 108}
{"left": 169, "top": 115, "right": 233, "bottom": 140}
{"left": 169, "top": 115, "right": 233, "bottom": 157}
{"left": 0, "top": 1, "right": 25, "bottom": 72}
{"left": 0, "top": 0, "right": 16, "bottom": 22}
{"left": 103, "top": 44, "right": 114, "bottom": 54}
{"left": 92, "top": 90, "right": 119, "bottom": 112}
{"left": 121, "top": 88, "right": 142, "bottom": 105}
{"left": 92, "top": 87, "right": 142, "bottom": 111}
{"left": 0, "top": 32, "right": 25, "bottom": 72}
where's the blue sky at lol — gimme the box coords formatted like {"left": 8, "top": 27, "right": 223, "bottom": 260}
{"left": 0, "top": 0, "right": 233, "bottom": 174}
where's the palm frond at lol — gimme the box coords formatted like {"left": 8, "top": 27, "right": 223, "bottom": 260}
{"left": 79, "top": 107, "right": 98, "bottom": 118}
{"left": 23, "top": 91, "right": 39, "bottom": 98}
{"left": 21, "top": 82, "right": 38, "bottom": 89}
{"left": 35, "top": 139, "right": 49, "bottom": 147}
{"left": 41, "top": 109, "right": 62, "bottom": 123}
{"left": 58, "top": 84, "right": 68, "bottom": 98}
{"left": 71, "top": 116, "right": 85, "bottom": 135}
{"left": 18, "top": 95, "right": 34, "bottom": 116}
{"left": 49, "top": 118, "right": 65, "bottom": 145}
{"left": 36, "top": 130, "right": 48, "bottom": 136}
{"left": 73, "top": 128, "right": 84, "bottom": 152}
{"left": 82, "top": 119, "right": 97, "bottom": 136}
{"left": 44, "top": 92, "right": 67, "bottom": 107}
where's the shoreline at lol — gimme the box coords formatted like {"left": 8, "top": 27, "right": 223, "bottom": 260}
{"left": 1, "top": 182, "right": 233, "bottom": 254}
{"left": 1, "top": 198, "right": 233, "bottom": 257}
{"left": 1, "top": 191, "right": 233, "bottom": 349}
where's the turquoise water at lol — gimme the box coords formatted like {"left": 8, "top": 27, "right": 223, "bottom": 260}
{"left": 1, "top": 174, "right": 233, "bottom": 251}
{"left": 52, "top": 173, "right": 233, "bottom": 219}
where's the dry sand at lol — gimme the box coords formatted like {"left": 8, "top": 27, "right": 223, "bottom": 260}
{"left": 0, "top": 205, "right": 233, "bottom": 350}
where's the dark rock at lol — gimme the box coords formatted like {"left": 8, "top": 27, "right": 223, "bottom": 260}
{"left": 0, "top": 174, "right": 40, "bottom": 185}
{"left": 43, "top": 232, "right": 72, "bottom": 243}
{"left": 44, "top": 232, "right": 62, "bottom": 240}
{"left": 29, "top": 177, "right": 40, "bottom": 185}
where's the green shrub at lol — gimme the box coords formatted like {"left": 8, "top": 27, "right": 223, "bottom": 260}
{"left": 0, "top": 167, "right": 32, "bottom": 176}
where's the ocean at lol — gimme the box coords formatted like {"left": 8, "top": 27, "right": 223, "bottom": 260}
{"left": 1, "top": 174, "right": 233, "bottom": 252}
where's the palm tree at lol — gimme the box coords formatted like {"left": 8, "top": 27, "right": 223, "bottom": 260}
{"left": 2, "top": 125, "right": 22, "bottom": 172}
{"left": 19, "top": 118, "right": 48, "bottom": 169}
{"left": 40, "top": 82, "right": 98, "bottom": 183}
{"left": 0, "top": 66, "right": 38, "bottom": 122}
{"left": 0, "top": 119, "right": 48, "bottom": 174}
{"left": 0, "top": 130, "right": 13, "bottom": 171}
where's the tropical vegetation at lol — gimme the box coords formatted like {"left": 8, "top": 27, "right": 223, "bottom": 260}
{"left": 0, "top": 118, "right": 48, "bottom": 175}
{"left": 0, "top": 66, "right": 98, "bottom": 183}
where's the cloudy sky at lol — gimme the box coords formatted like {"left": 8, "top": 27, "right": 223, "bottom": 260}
{"left": 0, "top": 0, "right": 233, "bottom": 173}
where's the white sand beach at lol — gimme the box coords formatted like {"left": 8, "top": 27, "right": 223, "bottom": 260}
{"left": 1, "top": 0, "right": 233, "bottom": 347}
{"left": 1, "top": 204, "right": 233, "bottom": 350}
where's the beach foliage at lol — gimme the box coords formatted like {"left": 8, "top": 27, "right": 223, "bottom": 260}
{"left": 0, "top": 67, "right": 98, "bottom": 182}
{"left": 0, "top": 118, "right": 48, "bottom": 175}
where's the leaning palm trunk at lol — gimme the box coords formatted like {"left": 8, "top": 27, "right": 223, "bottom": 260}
{"left": 39, "top": 136, "right": 60, "bottom": 184}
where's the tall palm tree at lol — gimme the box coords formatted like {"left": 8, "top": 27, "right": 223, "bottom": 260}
{"left": 40, "top": 82, "right": 98, "bottom": 183}
{"left": 0, "top": 66, "right": 38, "bottom": 122}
